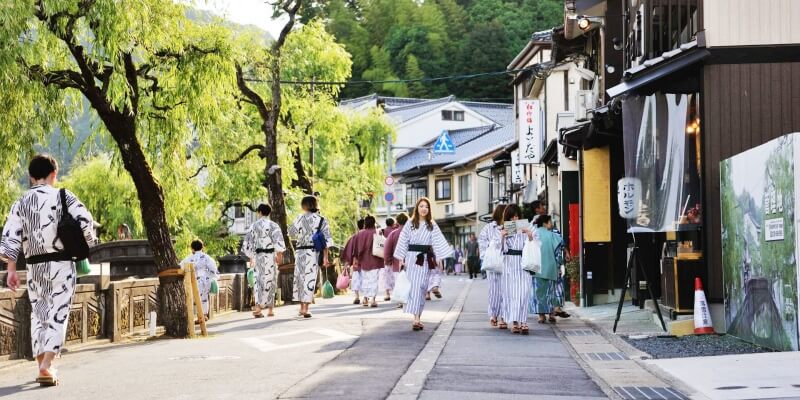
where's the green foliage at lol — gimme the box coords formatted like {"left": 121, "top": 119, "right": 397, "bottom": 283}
{"left": 313, "top": 0, "right": 563, "bottom": 100}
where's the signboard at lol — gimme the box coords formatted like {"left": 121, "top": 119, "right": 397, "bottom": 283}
{"left": 518, "top": 99, "right": 543, "bottom": 164}
{"left": 720, "top": 132, "right": 800, "bottom": 351}
{"left": 384, "top": 192, "right": 395, "bottom": 203}
{"left": 384, "top": 176, "right": 395, "bottom": 186}
{"left": 511, "top": 150, "right": 524, "bottom": 184}
{"left": 432, "top": 130, "right": 456, "bottom": 154}
{"left": 617, "top": 177, "right": 642, "bottom": 219}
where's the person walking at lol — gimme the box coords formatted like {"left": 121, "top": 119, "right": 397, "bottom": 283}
{"left": 500, "top": 204, "right": 534, "bottom": 335}
{"left": 453, "top": 247, "right": 463, "bottom": 275}
{"left": 479, "top": 204, "right": 507, "bottom": 329}
{"left": 289, "top": 195, "right": 333, "bottom": 318}
{"left": 351, "top": 216, "right": 384, "bottom": 307}
{"left": 465, "top": 233, "right": 480, "bottom": 279}
{"left": 393, "top": 198, "right": 453, "bottom": 331}
{"left": 242, "top": 204, "right": 286, "bottom": 318}
{"left": 529, "top": 200, "right": 570, "bottom": 319}
{"left": 383, "top": 213, "right": 408, "bottom": 308}
{"left": 342, "top": 219, "right": 364, "bottom": 304}
{"left": 532, "top": 215, "right": 564, "bottom": 324}
{"left": 381, "top": 217, "right": 397, "bottom": 301}
{"left": 1, "top": 154, "right": 97, "bottom": 386}
{"left": 180, "top": 239, "right": 220, "bottom": 322}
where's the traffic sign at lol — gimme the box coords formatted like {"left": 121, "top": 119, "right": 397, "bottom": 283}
{"left": 384, "top": 176, "right": 395, "bottom": 186}
{"left": 384, "top": 192, "right": 395, "bottom": 203}
{"left": 432, "top": 130, "right": 456, "bottom": 154}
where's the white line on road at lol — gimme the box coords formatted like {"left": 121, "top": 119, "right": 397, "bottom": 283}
{"left": 239, "top": 328, "right": 358, "bottom": 353}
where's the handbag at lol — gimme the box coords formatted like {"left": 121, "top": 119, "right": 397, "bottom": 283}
{"left": 482, "top": 239, "right": 504, "bottom": 273}
{"left": 521, "top": 238, "right": 542, "bottom": 274}
{"left": 76, "top": 259, "right": 91, "bottom": 276}
{"left": 210, "top": 280, "right": 219, "bottom": 294}
{"left": 246, "top": 268, "right": 255, "bottom": 287}
{"left": 312, "top": 217, "right": 327, "bottom": 252}
{"left": 392, "top": 271, "right": 411, "bottom": 304}
{"left": 336, "top": 267, "right": 351, "bottom": 290}
{"left": 372, "top": 231, "right": 386, "bottom": 258}
{"left": 321, "top": 267, "right": 334, "bottom": 298}
{"left": 58, "top": 189, "right": 90, "bottom": 260}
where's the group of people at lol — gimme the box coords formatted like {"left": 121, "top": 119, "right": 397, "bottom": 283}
{"left": 479, "top": 201, "right": 571, "bottom": 335}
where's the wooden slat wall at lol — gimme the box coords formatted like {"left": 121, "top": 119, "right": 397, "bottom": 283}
{"left": 703, "top": 62, "right": 800, "bottom": 299}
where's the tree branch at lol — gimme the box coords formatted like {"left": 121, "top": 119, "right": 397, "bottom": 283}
{"left": 236, "top": 64, "right": 270, "bottom": 121}
{"left": 123, "top": 52, "right": 140, "bottom": 115}
{"left": 187, "top": 144, "right": 267, "bottom": 179}
{"left": 274, "top": 1, "right": 302, "bottom": 50}
{"left": 26, "top": 64, "right": 84, "bottom": 90}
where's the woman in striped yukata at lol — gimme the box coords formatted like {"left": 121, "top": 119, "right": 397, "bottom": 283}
{"left": 242, "top": 204, "right": 286, "bottom": 318}
{"left": 1, "top": 155, "right": 97, "bottom": 386}
{"left": 532, "top": 215, "right": 564, "bottom": 324}
{"left": 393, "top": 198, "right": 453, "bottom": 331}
{"left": 478, "top": 204, "right": 507, "bottom": 329}
{"left": 288, "top": 196, "right": 333, "bottom": 318}
{"left": 500, "top": 204, "right": 535, "bottom": 335}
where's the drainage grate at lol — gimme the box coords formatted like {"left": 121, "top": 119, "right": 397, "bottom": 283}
{"left": 584, "top": 352, "right": 627, "bottom": 361}
{"left": 562, "top": 328, "right": 598, "bottom": 336}
{"left": 613, "top": 386, "right": 688, "bottom": 400}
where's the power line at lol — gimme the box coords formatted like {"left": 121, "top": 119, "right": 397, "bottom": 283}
{"left": 243, "top": 67, "right": 537, "bottom": 86}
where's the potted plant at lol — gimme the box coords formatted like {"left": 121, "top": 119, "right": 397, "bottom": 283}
{"left": 565, "top": 258, "right": 580, "bottom": 306}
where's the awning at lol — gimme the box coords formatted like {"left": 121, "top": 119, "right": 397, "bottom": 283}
{"left": 607, "top": 41, "right": 710, "bottom": 98}
{"left": 441, "top": 212, "right": 477, "bottom": 223}
{"left": 541, "top": 139, "right": 559, "bottom": 166}
{"left": 559, "top": 121, "right": 592, "bottom": 150}
{"left": 398, "top": 173, "right": 428, "bottom": 184}
{"left": 552, "top": 26, "right": 589, "bottom": 63}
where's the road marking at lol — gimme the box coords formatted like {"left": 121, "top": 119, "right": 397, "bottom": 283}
{"left": 239, "top": 328, "right": 358, "bottom": 353}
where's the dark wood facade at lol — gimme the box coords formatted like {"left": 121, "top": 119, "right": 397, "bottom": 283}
{"left": 702, "top": 62, "right": 800, "bottom": 300}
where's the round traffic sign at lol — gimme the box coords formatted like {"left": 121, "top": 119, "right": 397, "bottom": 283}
{"left": 384, "top": 192, "right": 395, "bottom": 202}
{"left": 384, "top": 176, "right": 395, "bottom": 186}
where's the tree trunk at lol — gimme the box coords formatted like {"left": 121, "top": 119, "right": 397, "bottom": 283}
{"left": 102, "top": 113, "right": 188, "bottom": 337}
{"left": 291, "top": 147, "right": 313, "bottom": 194}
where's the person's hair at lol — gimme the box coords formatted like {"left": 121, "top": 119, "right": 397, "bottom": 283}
{"left": 357, "top": 219, "right": 365, "bottom": 230}
{"left": 190, "top": 239, "right": 204, "bottom": 252}
{"left": 395, "top": 212, "right": 409, "bottom": 225}
{"left": 301, "top": 195, "right": 318, "bottom": 212}
{"left": 536, "top": 214, "right": 552, "bottom": 228}
{"left": 385, "top": 217, "right": 395, "bottom": 227}
{"left": 491, "top": 204, "right": 507, "bottom": 224}
{"left": 530, "top": 200, "right": 542, "bottom": 211}
{"left": 28, "top": 154, "right": 58, "bottom": 180}
{"left": 257, "top": 203, "right": 272, "bottom": 217}
{"left": 364, "top": 215, "right": 377, "bottom": 229}
{"left": 469, "top": 233, "right": 476, "bottom": 238}
{"left": 503, "top": 204, "right": 523, "bottom": 221}
{"left": 411, "top": 197, "right": 434, "bottom": 230}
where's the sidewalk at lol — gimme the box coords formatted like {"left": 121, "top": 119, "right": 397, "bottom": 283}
{"left": 418, "top": 278, "right": 607, "bottom": 399}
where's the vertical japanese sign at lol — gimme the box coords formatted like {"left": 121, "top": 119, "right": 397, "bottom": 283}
{"left": 511, "top": 150, "right": 524, "bottom": 184}
{"left": 518, "top": 99, "right": 542, "bottom": 164}
{"left": 617, "top": 177, "right": 641, "bottom": 219}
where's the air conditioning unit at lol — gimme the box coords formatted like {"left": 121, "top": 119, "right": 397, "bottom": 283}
{"left": 444, "top": 203, "right": 455, "bottom": 216}
{"left": 575, "top": 90, "right": 594, "bottom": 120}
{"left": 394, "top": 203, "right": 405, "bottom": 211}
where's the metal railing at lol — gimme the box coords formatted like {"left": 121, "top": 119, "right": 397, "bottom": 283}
{"left": 624, "top": 0, "right": 701, "bottom": 70}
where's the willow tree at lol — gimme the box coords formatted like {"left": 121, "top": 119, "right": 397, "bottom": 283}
{"left": 0, "top": 0, "right": 238, "bottom": 336}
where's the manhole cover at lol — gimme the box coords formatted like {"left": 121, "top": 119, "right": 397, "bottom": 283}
{"left": 170, "top": 355, "right": 241, "bottom": 361}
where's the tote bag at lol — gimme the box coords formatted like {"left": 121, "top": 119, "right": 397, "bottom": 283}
{"left": 336, "top": 267, "right": 351, "bottom": 290}
{"left": 482, "top": 240, "right": 504, "bottom": 273}
{"left": 392, "top": 271, "right": 411, "bottom": 304}
{"left": 521, "top": 238, "right": 542, "bottom": 274}
{"left": 372, "top": 231, "right": 386, "bottom": 258}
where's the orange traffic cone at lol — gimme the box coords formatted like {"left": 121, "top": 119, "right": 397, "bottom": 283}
{"left": 693, "top": 277, "right": 715, "bottom": 334}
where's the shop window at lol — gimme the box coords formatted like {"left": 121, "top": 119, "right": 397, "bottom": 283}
{"left": 435, "top": 178, "right": 452, "bottom": 201}
{"left": 405, "top": 182, "right": 427, "bottom": 207}
{"left": 459, "top": 174, "right": 472, "bottom": 202}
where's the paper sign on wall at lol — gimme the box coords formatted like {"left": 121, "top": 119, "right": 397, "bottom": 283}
{"left": 518, "top": 99, "right": 542, "bottom": 164}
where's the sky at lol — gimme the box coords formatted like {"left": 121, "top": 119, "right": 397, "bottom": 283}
{"left": 188, "top": 0, "right": 288, "bottom": 38}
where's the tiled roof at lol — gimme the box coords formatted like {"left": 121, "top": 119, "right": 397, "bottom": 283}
{"left": 384, "top": 96, "right": 455, "bottom": 123}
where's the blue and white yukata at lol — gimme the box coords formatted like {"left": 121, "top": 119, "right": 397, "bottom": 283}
{"left": 242, "top": 217, "right": 286, "bottom": 308}
{"left": 0, "top": 185, "right": 97, "bottom": 357}
{"left": 501, "top": 232, "right": 532, "bottom": 324}
{"left": 393, "top": 222, "right": 452, "bottom": 316}
{"left": 288, "top": 212, "right": 333, "bottom": 303}
{"left": 530, "top": 227, "right": 563, "bottom": 314}
{"left": 180, "top": 251, "right": 219, "bottom": 316}
{"left": 478, "top": 221, "right": 503, "bottom": 320}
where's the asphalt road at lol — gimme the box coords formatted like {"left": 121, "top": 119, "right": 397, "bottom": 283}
{"left": 0, "top": 276, "right": 606, "bottom": 400}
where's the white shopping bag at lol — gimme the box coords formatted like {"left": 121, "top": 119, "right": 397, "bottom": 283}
{"left": 521, "top": 238, "right": 542, "bottom": 274}
{"left": 392, "top": 271, "right": 412, "bottom": 304}
{"left": 482, "top": 239, "right": 504, "bottom": 273}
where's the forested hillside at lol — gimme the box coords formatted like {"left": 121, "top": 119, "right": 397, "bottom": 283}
{"left": 302, "top": 0, "right": 563, "bottom": 101}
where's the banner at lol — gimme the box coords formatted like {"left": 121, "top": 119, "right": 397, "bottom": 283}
{"left": 518, "top": 99, "right": 542, "bottom": 164}
{"left": 721, "top": 133, "right": 800, "bottom": 351}
{"left": 511, "top": 150, "right": 524, "bottom": 184}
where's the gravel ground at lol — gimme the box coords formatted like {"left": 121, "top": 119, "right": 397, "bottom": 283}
{"left": 623, "top": 334, "right": 775, "bottom": 359}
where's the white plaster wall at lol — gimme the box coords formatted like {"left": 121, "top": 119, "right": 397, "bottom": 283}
{"left": 704, "top": 0, "right": 800, "bottom": 47}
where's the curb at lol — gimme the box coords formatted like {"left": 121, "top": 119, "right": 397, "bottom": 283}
{"left": 551, "top": 323, "right": 625, "bottom": 400}
{"left": 387, "top": 279, "right": 472, "bottom": 400}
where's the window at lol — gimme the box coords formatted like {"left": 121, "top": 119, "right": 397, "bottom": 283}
{"left": 441, "top": 110, "right": 465, "bottom": 121}
{"left": 405, "top": 182, "right": 427, "bottom": 207}
{"left": 458, "top": 174, "right": 472, "bottom": 202}
{"left": 435, "top": 178, "right": 452, "bottom": 201}
{"left": 492, "top": 172, "right": 506, "bottom": 200}
{"left": 233, "top": 205, "right": 245, "bottom": 219}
